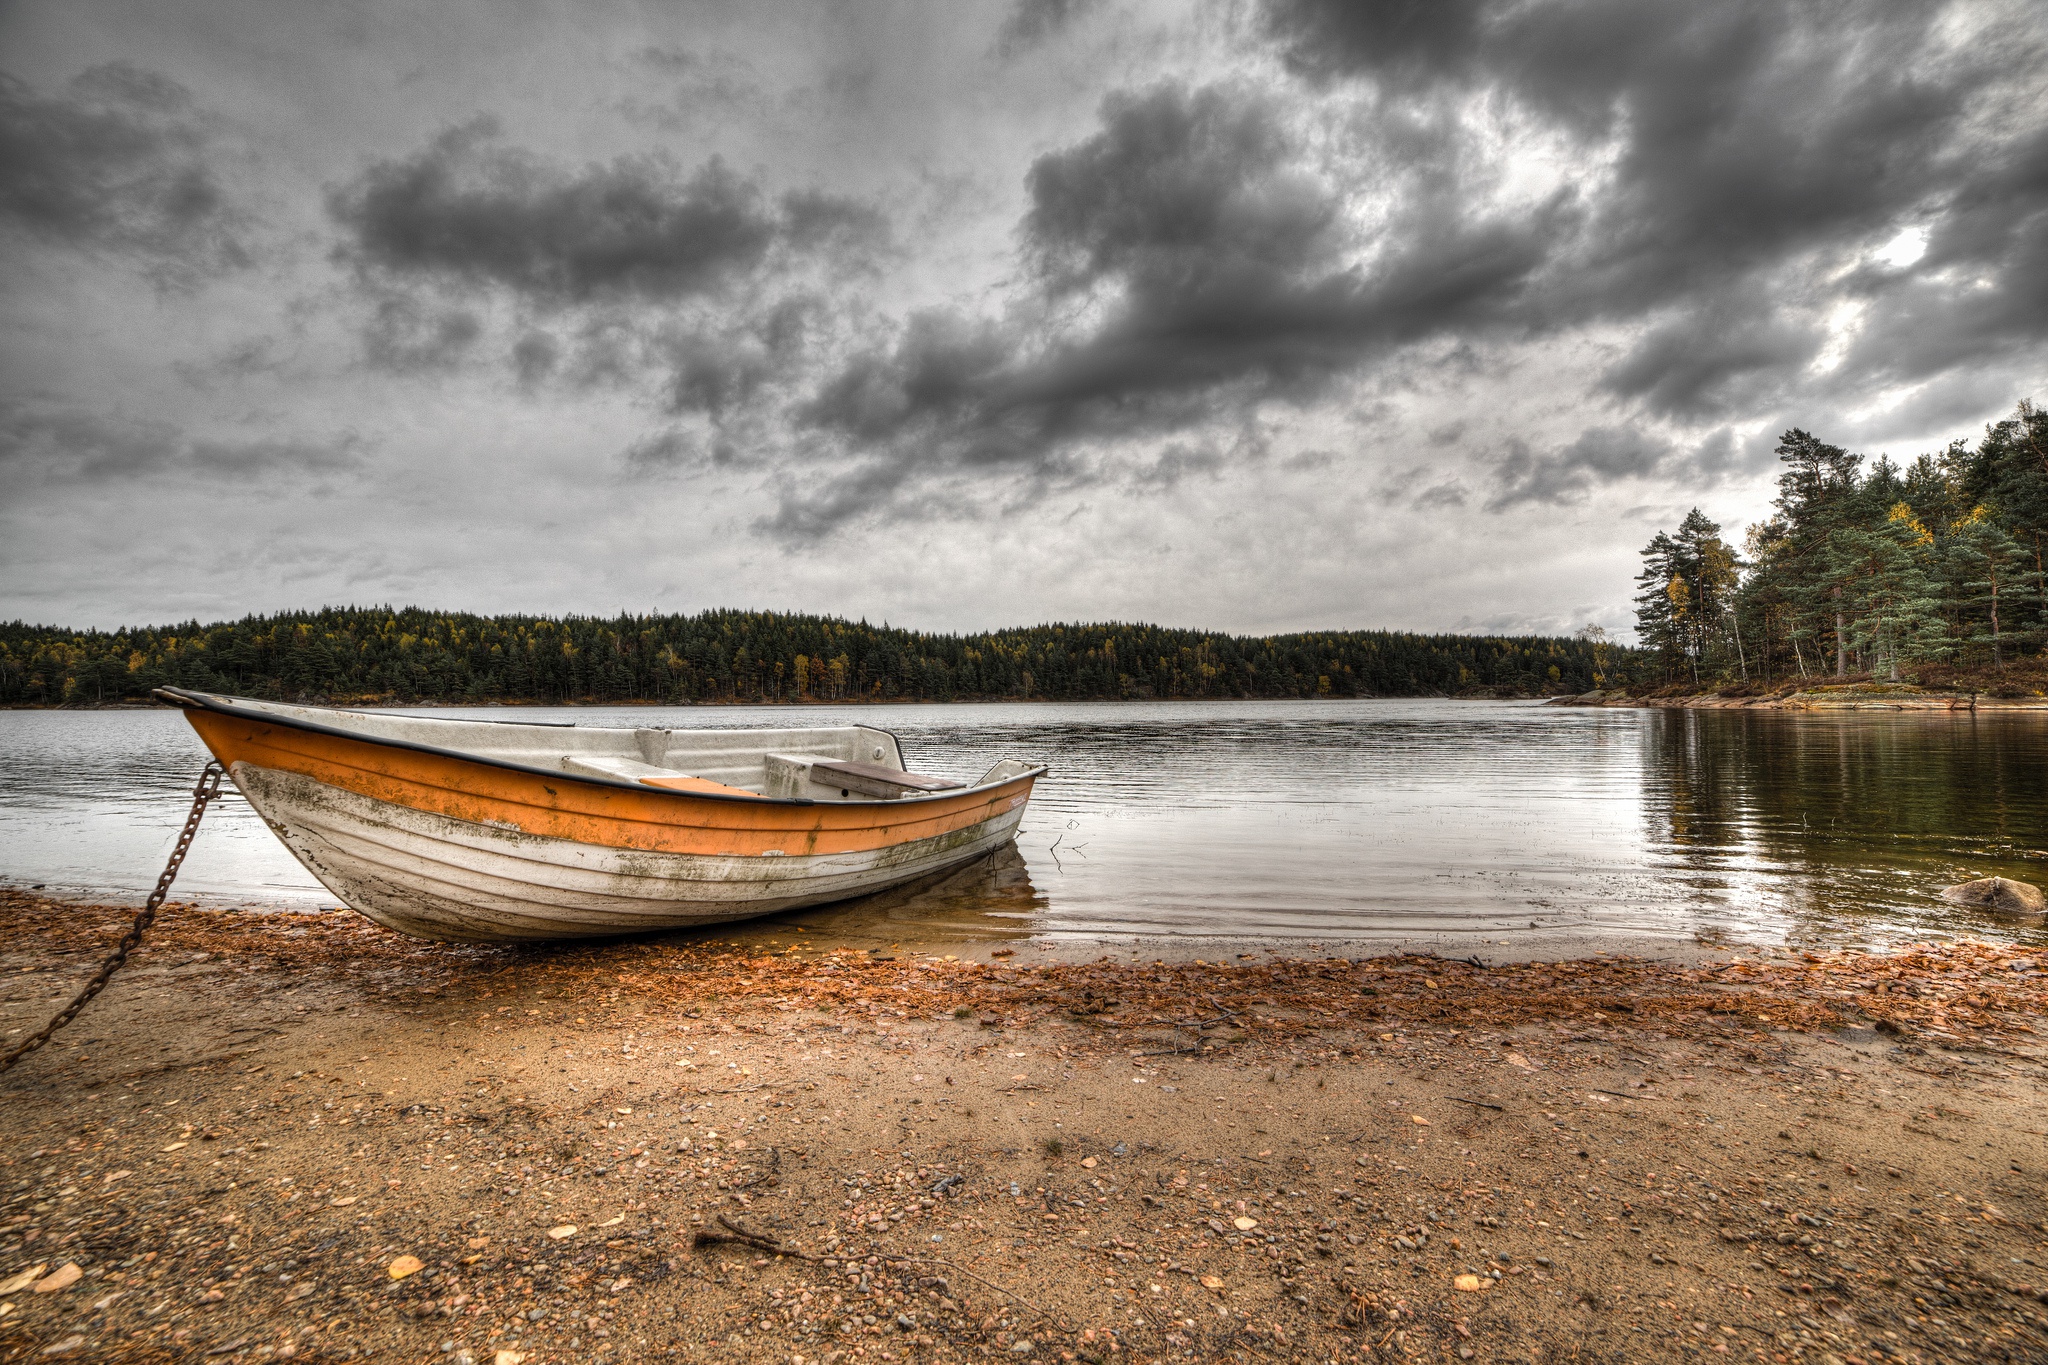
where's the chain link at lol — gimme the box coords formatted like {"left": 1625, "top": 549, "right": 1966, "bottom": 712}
{"left": 1, "top": 761, "right": 227, "bottom": 1076}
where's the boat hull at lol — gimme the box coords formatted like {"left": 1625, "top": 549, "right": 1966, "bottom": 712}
{"left": 177, "top": 705, "right": 1038, "bottom": 942}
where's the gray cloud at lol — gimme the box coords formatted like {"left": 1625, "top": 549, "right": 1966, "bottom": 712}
{"left": 1, "top": 403, "right": 364, "bottom": 482}
{"left": 329, "top": 120, "right": 885, "bottom": 308}
{"left": 994, "top": 0, "right": 1105, "bottom": 58}
{"left": 1262, "top": 0, "right": 2047, "bottom": 419}
{"left": 1488, "top": 427, "right": 1674, "bottom": 510}
{"left": 359, "top": 295, "right": 482, "bottom": 373}
{"left": 777, "top": 80, "right": 1563, "bottom": 532}
{"left": 0, "top": 62, "right": 246, "bottom": 283}
{"left": 329, "top": 120, "right": 779, "bottom": 305}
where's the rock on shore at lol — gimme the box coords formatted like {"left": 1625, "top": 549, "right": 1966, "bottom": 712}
{"left": 1942, "top": 877, "right": 2047, "bottom": 917}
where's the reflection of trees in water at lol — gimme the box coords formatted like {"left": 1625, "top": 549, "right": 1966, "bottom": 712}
{"left": 1642, "top": 710, "right": 2048, "bottom": 934}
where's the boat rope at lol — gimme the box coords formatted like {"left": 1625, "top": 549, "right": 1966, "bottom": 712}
{"left": 0, "top": 761, "right": 226, "bottom": 1076}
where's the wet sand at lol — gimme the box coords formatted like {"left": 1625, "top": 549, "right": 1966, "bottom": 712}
{"left": 3, "top": 889, "right": 2047, "bottom": 1365}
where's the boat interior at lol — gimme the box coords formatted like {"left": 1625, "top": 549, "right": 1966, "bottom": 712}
{"left": 169, "top": 692, "right": 1033, "bottom": 803}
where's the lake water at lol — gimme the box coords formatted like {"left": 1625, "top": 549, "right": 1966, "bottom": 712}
{"left": 2, "top": 700, "right": 2043, "bottom": 957}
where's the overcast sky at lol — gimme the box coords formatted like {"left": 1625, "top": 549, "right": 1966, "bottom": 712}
{"left": 3, "top": 0, "right": 2044, "bottom": 638}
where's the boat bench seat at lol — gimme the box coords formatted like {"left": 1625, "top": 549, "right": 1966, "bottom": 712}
{"left": 558, "top": 753, "right": 760, "bottom": 797}
{"left": 806, "top": 758, "right": 964, "bottom": 799}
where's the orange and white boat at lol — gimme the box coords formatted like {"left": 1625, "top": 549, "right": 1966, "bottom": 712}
{"left": 155, "top": 687, "right": 1045, "bottom": 942}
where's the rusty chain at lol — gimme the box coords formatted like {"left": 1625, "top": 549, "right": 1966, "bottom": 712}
{"left": 0, "top": 761, "right": 226, "bottom": 1076}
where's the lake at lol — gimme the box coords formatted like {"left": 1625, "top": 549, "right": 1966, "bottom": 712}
{"left": 2, "top": 700, "right": 2042, "bottom": 957}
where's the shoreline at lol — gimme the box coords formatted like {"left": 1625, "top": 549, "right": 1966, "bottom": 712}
{"left": 4, "top": 695, "right": 1552, "bottom": 713}
{"left": 3, "top": 890, "right": 2046, "bottom": 1364}
{"left": 1552, "top": 686, "right": 2048, "bottom": 712}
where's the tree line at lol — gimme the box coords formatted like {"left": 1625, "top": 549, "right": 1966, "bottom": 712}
{"left": 0, "top": 609, "right": 1637, "bottom": 707}
{"left": 1634, "top": 399, "right": 2047, "bottom": 690}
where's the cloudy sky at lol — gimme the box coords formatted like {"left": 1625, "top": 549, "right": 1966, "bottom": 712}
{"left": 3, "top": 0, "right": 2044, "bottom": 638}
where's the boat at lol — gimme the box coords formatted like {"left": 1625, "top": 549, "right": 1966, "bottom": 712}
{"left": 153, "top": 687, "right": 1045, "bottom": 943}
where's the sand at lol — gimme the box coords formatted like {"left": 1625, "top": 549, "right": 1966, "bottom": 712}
{"left": 3, "top": 889, "right": 2047, "bottom": 1365}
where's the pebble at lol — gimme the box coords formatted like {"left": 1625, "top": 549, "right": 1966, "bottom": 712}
{"left": 0, "top": 1265, "right": 46, "bottom": 1295}
{"left": 548, "top": 1224, "right": 578, "bottom": 1240}
{"left": 31, "top": 1264, "right": 81, "bottom": 1294}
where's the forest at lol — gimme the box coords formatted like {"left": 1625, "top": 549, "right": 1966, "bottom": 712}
{"left": 0, "top": 611, "right": 1632, "bottom": 707}
{"left": 1635, "top": 400, "right": 2048, "bottom": 693}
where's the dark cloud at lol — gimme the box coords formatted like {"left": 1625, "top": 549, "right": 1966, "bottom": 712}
{"left": 0, "top": 62, "right": 245, "bottom": 282}
{"left": 777, "top": 80, "right": 1561, "bottom": 532}
{"left": 1487, "top": 427, "right": 1674, "bottom": 510}
{"left": 1260, "top": 0, "right": 2047, "bottom": 421}
{"left": 0, "top": 404, "right": 363, "bottom": 481}
{"left": 328, "top": 123, "right": 887, "bottom": 405}
{"left": 620, "top": 426, "right": 697, "bottom": 475}
{"left": 510, "top": 330, "right": 560, "bottom": 388}
{"left": 752, "top": 0, "right": 2042, "bottom": 535}
{"left": 329, "top": 120, "right": 779, "bottom": 305}
{"left": 1837, "top": 123, "right": 2048, "bottom": 383}
{"left": 1601, "top": 290, "right": 1819, "bottom": 416}
{"left": 1262, "top": 0, "right": 1489, "bottom": 87}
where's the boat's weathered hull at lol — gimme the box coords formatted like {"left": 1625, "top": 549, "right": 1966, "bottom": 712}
{"left": 180, "top": 707, "right": 1037, "bottom": 942}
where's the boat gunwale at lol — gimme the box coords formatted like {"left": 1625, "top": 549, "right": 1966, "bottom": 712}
{"left": 152, "top": 686, "right": 1046, "bottom": 810}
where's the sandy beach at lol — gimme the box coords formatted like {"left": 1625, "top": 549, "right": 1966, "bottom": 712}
{"left": 3, "top": 889, "right": 2047, "bottom": 1365}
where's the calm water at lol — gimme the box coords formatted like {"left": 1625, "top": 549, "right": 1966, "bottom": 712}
{"left": 1, "top": 700, "right": 2043, "bottom": 955}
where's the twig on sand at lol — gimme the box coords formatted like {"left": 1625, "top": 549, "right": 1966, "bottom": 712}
{"left": 883, "top": 1253, "right": 1065, "bottom": 1326}
{"left": 1447, "top": 1096, "right": 1505, "bottom": 1111}
{"left": 693, "top": 1214, "right": 816, "bottom": 1258}
{"left": 1588, "top": 1088, "right": 1661, "bottom": 1102}
{"left": 731, "top": 1146, "right": 783, "bottom": 1189}
{"left": 695, "top": 1215, "right": 1064, "bottom": 1326}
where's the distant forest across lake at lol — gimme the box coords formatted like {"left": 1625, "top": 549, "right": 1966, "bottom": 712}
{"left": 0, "top": 609, "right": 1635, "bottom": 707}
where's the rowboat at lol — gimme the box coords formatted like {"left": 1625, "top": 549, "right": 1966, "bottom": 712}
{"left": 154, "top": 687, "right": 1045, "bottom": 943}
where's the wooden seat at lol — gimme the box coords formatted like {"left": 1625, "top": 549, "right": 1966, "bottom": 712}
{"left": 808, "top": 758, "right": 964, "bottom": 799}
{"left": 559, "top": 753, "right": 760, "bottom": 797}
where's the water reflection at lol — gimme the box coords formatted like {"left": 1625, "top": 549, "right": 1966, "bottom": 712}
{"left": 1641, "top": 709, "right": 2048, "bottom": 944}
{"left": 0, "top": 701, "right": 2042, "bottom": 953}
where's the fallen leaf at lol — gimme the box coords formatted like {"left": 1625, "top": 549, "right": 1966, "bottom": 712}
{"left": 1080, "top": 1157, "right": 1097, "bottom": 1169}
{"left": 32, "top": 1263, "right": 82, "bottom": 1294}
{"left": 1505, "top": 1053, "right": 1535, "bottom": 1070}
{"left": 495, "top": 1353, "right": 527, "bottom": 1365}
{"left": 615, "top": 1108, "right": 632, "bottom": 1116}
{"left": 329, "top": 1196, "right": 358, "bottom": 1207}
{"left": 1411, "top": 1115, "right": 1431, "bottom": 1126}
{"left": 101, "top": 1170, "right": 132, "bottom": 1184}
{"left": 1454, "top": 1274, "right": 1487, "bottom": 1292}
{"left": 160, "top": 1142, "right": 188, "bottom": 1152}
{"left": 0, "top": 1264, "right": 47, "bottom": 1295}
{"left": 598, "top": 1215, "right": 625, "bottom": 1228}
{"left": 1199, "top": 1275, "right": 1225, "bottom": 1292}
{"left": 1232, "top": 1216, "right": 1258, "bottom": 1231}
{"left": 548, "top": 1225, "right": 578, "bottom": 1240}
{"left": 386, "top": 1255, "right": 424, "bottom": 1281}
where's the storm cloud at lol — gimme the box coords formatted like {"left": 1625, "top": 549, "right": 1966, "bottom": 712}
{"left": 0, "top": 62, "right": 244, "bottom": 282}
